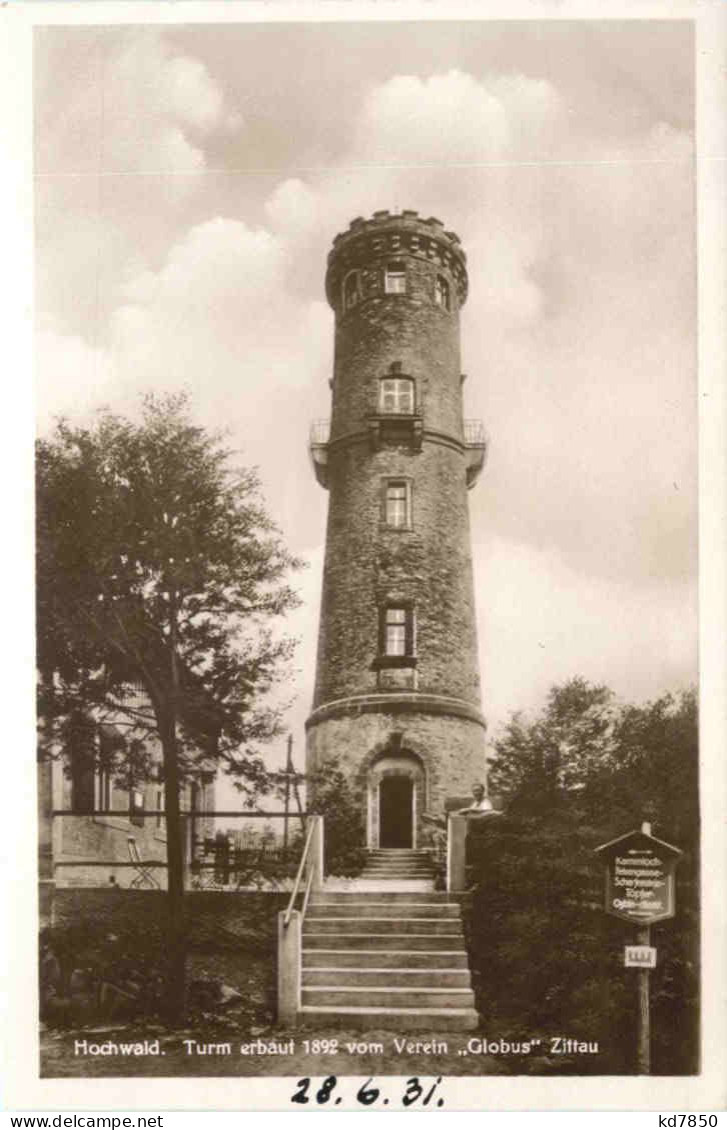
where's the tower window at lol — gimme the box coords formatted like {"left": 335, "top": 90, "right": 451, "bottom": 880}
{"left": 435, "top": 275, "right": 450, "bottom": 310}
{"left": 385, "top": 608, "right": 407, "bottom": 655}
{"left": 68, "top": 716, "right": 96, "bottom": 814}
{"left": 380, "top": 605, "right": 415, "bottom": 658}
{"left": 384, "top": 261, "right": 406, "bottom": 294}
{"left": 129, "top": 787, "right": 145, "bottom": 828}
{"left": 97, "top": 767, "right": 113, "bottom": 811}
{"left": 379, "top": 377, "right": 414, "bottom": 415}
{"left": 155, "top": 788, "right": 165, "bottom": 830}
{"left": 343, "top": 271, "right": 360, "bottom": 310}
{"left": 384, "top": 480, "right": 411, "bottom": 528}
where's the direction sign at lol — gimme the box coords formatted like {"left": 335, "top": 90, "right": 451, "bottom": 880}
{"left": 625, "top": 945, "right": 657, "bottom": 968}
{"left": 595, "top": 829, "right": 682, "bottom": 924}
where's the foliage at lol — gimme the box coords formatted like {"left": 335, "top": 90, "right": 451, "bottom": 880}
{"left": 40, "top": 917, "right": 167, "bottom": 1024}
{"left": 37, "top": 393, "right": 303, "bottom": 1019}
{"left": 468, "top": 680, "right": 699, "bottom": 1075}
{"left": 308, "top": 757, "right": 368, "bottom": 877}
{"left": 487, "top": 678, "right": 619, "bottom": 807}
{"left": 40, "top": 891, "right": 286, "bottom": 1029}
{"left": 37, "top": 392, "right": 303, "bottom": 794}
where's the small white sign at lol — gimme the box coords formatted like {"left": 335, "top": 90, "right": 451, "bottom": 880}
{"left": 624, "top": 945, "right": 657, "bottom": 968}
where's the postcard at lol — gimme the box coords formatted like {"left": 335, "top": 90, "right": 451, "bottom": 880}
{"left": 4, "top": 0, "right": 725, "bottom": 1114}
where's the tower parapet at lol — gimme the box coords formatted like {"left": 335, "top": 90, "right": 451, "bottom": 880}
{"left": 325, "top": 209, "right": 468, "bottom": 313}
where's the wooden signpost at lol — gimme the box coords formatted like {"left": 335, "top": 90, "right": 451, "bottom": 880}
{"left": 595, "top": 821, "right": 682, "bottom": 1074}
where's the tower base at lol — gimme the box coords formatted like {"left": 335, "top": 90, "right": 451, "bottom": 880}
{"left": 306, "top": 697, "right": 486, "bottom": 850}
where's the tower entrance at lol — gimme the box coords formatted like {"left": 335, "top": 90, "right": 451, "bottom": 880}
{"left": 367, "top": 750, "right": 424, "bottom": 849}
{"left": 379, "top": 776, "right": 413, "bottom": 848}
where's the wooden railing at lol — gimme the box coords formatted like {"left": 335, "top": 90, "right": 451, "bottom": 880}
{"left": 277, "top": 814, "right": 324, "bottom": 1024}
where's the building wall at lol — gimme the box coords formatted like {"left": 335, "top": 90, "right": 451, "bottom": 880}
{"left": 50, "top": 756, "right": 214, "bottom": 890}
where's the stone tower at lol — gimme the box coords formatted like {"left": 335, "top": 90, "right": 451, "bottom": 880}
{"left": 307, "top": 209, "right": 487, "bottom": 850}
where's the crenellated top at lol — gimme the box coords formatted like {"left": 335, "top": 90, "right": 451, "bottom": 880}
{"left": 325, "top": 209, "right": 468, "bottom": 311}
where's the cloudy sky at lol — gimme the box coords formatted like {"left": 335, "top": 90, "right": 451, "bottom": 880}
{"left": 34, "top": 19, "right": 697, "bottom": 767}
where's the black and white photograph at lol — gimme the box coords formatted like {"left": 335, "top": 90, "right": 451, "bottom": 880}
{"left": 6, "top": 0, "right": 726, "bottom": 1114}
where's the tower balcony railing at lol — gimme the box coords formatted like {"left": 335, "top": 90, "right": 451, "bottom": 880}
{"left": 464, "top": 418, "right": 488, "bottom": 490}
{"left": 464, "top": 419, "right": 485, "bottom": 446}
{"left": 309, "top": 417, "right": 487, "bottom": 489}
{"left": 310, "top": 419, "right": 331, "bottom": 446}
{"left": 309, "top": 419, "right": 331, "bottom": 489}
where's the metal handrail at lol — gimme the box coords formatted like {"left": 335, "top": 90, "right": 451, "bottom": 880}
{"left": 283, "top": 815, "right": 317, "bottom": 927}
{"left": 301, "top": 858, "right": 315, "bottom": 920}
{"left": 464, "top": 419, "right": 486, "bottom": 446}
{"left": 310, "top": 419, "right": 330, "bottom": 445}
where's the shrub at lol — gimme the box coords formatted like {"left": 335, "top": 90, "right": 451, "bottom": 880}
{"left": 308, "top": 757, "right": 367, "bottom": 876}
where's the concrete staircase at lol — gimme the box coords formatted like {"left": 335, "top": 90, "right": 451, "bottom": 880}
{"left": 299, "top": 884, "right": 478, "bottom": 1030}
{"left": 359, "top": 848, "right": 436, "bottom": 882}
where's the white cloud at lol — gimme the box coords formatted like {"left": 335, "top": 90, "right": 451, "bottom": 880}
{"left": 36, "top": 214, "right": 330, "bottom": 433}
{"left": 119, "top": 217, "right": 284, "bottom": 314}
{"left": 35, "top": 317, "right": 116, "bottom": 430}
{"left": 102, "top": 33, "right": 239, "bottom": 175}
{"left": 264, "top": 178, "right": 320, "bottom": 239}
{"left": 355, "top": 70, "right": 561, "bottom": 166}
{"left": 37, "top": 29, "right": 241, "bottom": 178}
{"left": 159, "top": 53, "right": 239, "bottom": 134}
{"left": 476, "top": 535, "right": 698, "bottom": 736}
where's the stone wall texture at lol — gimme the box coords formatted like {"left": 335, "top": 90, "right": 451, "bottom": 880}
{"left": 51, "top": 888, "right": 285, "bottom": 936}
{"left": 308, "top": 710, "right": 487, "bottom": 840}
{"left": 49, "top": 759, "right": 213, "bottom": 890}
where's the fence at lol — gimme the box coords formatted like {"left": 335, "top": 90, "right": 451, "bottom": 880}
{"left": 48, "top": 809, "right": 309, "bottom": 893}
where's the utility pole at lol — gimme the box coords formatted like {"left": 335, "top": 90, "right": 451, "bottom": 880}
{"left": 282, "top": 734, "right": 293, "bottom": 859}
{"left": 595, "top": 817, "right": 682, "bottom": 1078}
{"left": 636, "top": 819, "right": 652, "bottom": 1074}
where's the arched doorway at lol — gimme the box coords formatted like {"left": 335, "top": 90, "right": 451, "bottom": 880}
{"left": 366, "top": 750, "right": 426, "bottom": 849}
{"left": 379, "top": 775, "right": 413, "bottom": 847}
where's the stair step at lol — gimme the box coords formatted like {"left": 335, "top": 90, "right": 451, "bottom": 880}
{"left": 304, "top": 934, "right": 465, "bottom": 951}
{"left": 362, "top": 862, "right": 434, "bottom": 867}
{"left": 304, "top": 918, "right": 462, "bottom": 935}
{"left": 302, "top": 968, "right": 472, "bottom": 988}
{"left": 297, "top": 1006, "right": 479, "bottom": 1032}
{"left": 323, "top": 880, "right": 436, "bottom": 893}
{"left": 359, "top": 876, "right": 435, "bottom": 882}
{"left": 301, "top": 987, "right": 475, "bottom": 1009}
{"left": 307, "top": 903, "right": 459, "bottom": 919}
{"left": 361, "top": 863, "right": 434, "bottom": 872}
{"left": 363, "top": 858, "right": 433, "bottom": 863}
{"left": 366, "top": 851, "right": 432, "bottom": 857}
{"left": 314, "top": 890, "right": 459, "bottom": 904}
{"left": 360, "top": 869, "right": 434, "bottom": 876}
{"left": 361, "top": 863, "right": 434, "bottom": 869}
{"left": 302, "top": 949, "right": 470, "bottom": 969}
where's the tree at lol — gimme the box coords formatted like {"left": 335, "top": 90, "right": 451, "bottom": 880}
{"left": 37, "top": 393, "right": 302, "bottom": 1020}
{"left": 469, "top": 679, "right": 699, "bottom": 1073}
{"left": 487, "top": 677, "right": 618, "bottom": 810}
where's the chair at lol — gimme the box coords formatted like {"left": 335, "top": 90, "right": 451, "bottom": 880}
{"left": 127, "top": 836, "right": 161, "bottom": 889}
